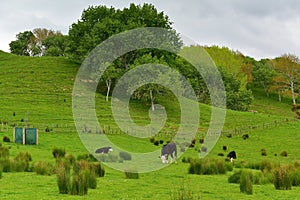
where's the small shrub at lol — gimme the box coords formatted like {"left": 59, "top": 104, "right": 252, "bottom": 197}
{"left": 170, "top": 179, "right": 200, "bottom": 200}
{"left": 3, "top": 136, "right": 10, "bottom": 143}
{"left": 281, "top": 151, "right": 288, "bottom": 157}
{"left": 13, "top": 152, "right": 32, "bottom": 172}
{"left": 240, "top": 170, "right": 253, "bottom": 194}
{"left": 273, "top": 165, "right": 292, "bottom": 190}
{"left": 52, "top": 147, "right": 66, "bottom": 159}
{"left": 261, "top": 148, "right": 267, "bottom": 156}
{"left": 119, "top": 151, "right": 132, "bottom": 161}
{"left": 124, "top": 169, "right": 139, "bottom": 179}
{"left": 33, "top": 161, "right": 54, "bottom": 175}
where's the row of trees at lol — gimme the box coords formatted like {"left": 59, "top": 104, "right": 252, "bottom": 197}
{"left": 8, "top": 3, "right": 300, "bottom": 110}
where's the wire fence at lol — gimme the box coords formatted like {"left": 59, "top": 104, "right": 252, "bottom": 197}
{"left": 0, "top": 117, "right": 298, "bottom": 140}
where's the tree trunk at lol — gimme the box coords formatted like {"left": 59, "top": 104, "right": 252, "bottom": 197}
{"left": 278, "top": 91, "right": 282, "bottom": 102}
{"left": 150, "top": 89, "right": 155, "bottom": 111}
{"left": 291, "top": 80, "right": 296, "bottom": 105}
{"left": 106, "top": 79, "right": 111, "bottom": 102}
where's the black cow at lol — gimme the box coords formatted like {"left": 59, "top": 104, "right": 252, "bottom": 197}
{"left": 95, "top": 146, "right": 113, "bottom": 154}
{"left": 227, "top": 151, "right": 237, "bottom": 162}
{"left": 160, "top": 142, "right": 177, "bottom": 164}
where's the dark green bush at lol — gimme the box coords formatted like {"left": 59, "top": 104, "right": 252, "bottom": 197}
{"left": 52, "top": 147, "right": 66, "bottom": 159}
{"left": 91, "top": 162, "right": 105, "bottom": 177}
{"left": 119, "top": 151, "right": 132, "bottom": 161}
{"left": 240, "top": 170, "right": 253, "bottom": 194}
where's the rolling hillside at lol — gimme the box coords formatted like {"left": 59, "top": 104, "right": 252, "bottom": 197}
{"left": 0, "top": 51, "right": 300, "bottom": 199}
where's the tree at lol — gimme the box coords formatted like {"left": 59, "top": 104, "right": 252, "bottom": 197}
{"left": 272, "top": 54, "right": 300, "bottom": 105}
{"left": 9, "top": 28, "right": 64, "bottom": 56}
{"left": 252, "top": 59, "right": 275, "bottom": 97}
{"left": 42, "top": 34, "right": 68, "bottom": 56}
{"left": 9, "top": 31, "right": 35, "bottom": 56}
{"left": 67, "top": 3, "right": 180, "bottom": 63}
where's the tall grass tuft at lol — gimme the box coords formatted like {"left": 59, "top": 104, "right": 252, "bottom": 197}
{"left": 170, "top": 179, "right": 201, "bottom": 200}
{"left": 56, "top": 159, "right": 70, "bottom": 194}
{"left": 52, "top": 147, "right": 66, "bottom": 159}
{"left": 33, "top": 161, "right": 54, "bottom": 175}
{"left": 240, "top": 170, "right": 253, "bottom": 195}
{"left": 188, "top": 158, "right": 232, "bottom": 175}
{"left": 273, "top": 165, "right": 292, "bottom": 190}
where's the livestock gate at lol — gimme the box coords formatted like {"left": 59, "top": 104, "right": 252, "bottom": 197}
{"left": 13, "top": 127, "right": 38, "bottom": 145}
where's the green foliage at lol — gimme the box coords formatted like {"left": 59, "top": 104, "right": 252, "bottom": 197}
{"left": 240, "top": 170, "right": 253, "bottom": 195}
{"left": 170, "top": 180, "right": 200, "bottom": 200}
{"left": 228, "top": 170, "right": 242, "bottom": 184}
{"left": 3, "top": 136, "right": 10, "bottom": 143}
{"left": 67, "top": 3, "right": 180, "bottom": 62}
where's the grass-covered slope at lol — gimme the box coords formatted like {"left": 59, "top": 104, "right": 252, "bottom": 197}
{"left": 1, "top": 51, "right": 300, "bottom": 199}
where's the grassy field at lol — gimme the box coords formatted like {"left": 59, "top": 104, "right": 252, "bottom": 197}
{"left": 0, "top": 51, "right": 300, "bottom": 199}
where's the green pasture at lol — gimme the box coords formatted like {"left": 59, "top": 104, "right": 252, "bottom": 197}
{"left": 0, "top": 51, "right": 300, "bottom": 199}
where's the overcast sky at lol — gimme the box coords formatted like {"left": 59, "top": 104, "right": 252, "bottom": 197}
{"left": 1, "top": 0, "right": 300, "bottom": 60}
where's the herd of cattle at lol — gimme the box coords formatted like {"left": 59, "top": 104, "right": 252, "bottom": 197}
{"left": 95, "top": 142, "right": 237, "bottom": 164}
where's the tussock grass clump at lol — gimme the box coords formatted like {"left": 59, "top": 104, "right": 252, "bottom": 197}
{"left": 261, "top": 148, "right": 267, "bottom": 156}
{"left": 13, "top": 152, "right": 32, "bottom": 172}
{"left": 170, "top": 179, "right": 200, "bottom": 200}
{"left": 0, "top": 145, "right": 9, "bottom": 158}
{"left": 188, "top": 158, "right": 232, "bottom": 175}
{"left": 119, "top": 151, "right": 132, "bottom": 161}
{"left": 77, "top": 153, "right": 97, "bottom": 162}
{"left": 273, "top": 165, "right": 292, "bottom": 190}
{"left": 56, "top": 159, "right": 71, "bottom": 194}
{"left": 240, "top": 170, "right": 253, "bottom": 194}
{"left": 52, "top": 147, "right": 66, "bottom": 159}
{"left": 124, "top": 169, "right": 139, "bottom": 179}
{"left": 33, "top": 161, "right": 54, "bottom": 175}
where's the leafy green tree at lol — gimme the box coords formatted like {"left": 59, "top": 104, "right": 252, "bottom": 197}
{"left": 9, "top": 28, "right": 64, "bottom": 56}
{"left": 252, "top": 59, "right": 275, "bottom": 97}
{"left": 42, "top": 34, "right": 68, "bottom": 56}
{"left": 67, "top": 3, "right": 180, "bottom": 63}
{"left": 9, "top": 31, "right": 35, "bottom": 56}
{"left": 272, "top": 54, "right": 300, "bottom": 105}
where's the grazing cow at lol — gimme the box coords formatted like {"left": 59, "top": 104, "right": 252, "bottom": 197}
{"left": 160, "top": 142, "right": 177, "bottom": 164}
{"left": 227, "top": 151, "right": 237, "bottom": 162}
{"left": 95, "top": 146, "right": 113, "bottom": 154}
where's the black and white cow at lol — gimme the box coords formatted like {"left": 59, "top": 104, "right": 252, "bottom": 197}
{"left": 227, "top": 150, "right": 237, "bottom": 162}
{"left": 95, "top": 146, "right": 113, "bottom": 154}
{"left": 160, "top": 142, "right": 177, "bottom": 164}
